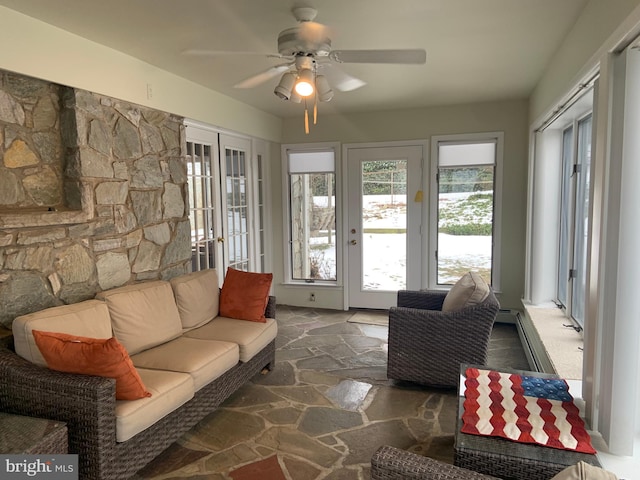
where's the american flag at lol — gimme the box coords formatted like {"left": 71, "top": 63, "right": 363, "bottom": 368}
{"left": 461, "top": 368, "right": 596, "bottom": 454}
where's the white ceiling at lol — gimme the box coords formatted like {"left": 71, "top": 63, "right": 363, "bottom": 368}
{"left": 0, "top": 0, "right": 588, "bottom": 118}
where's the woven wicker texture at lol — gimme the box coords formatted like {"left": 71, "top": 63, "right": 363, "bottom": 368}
{"left": 387, "top": 290, "right": 500, "bottom": 387}
{"left": 371, "top": 445, "right": 500, "bottom": 479}
{"left": 0, "top": 296, "right": 276, "bottom": 480}
{"left": 454, "top": 449, "right": 571, "bottom": 480}
{"left": 454, "top": 442, "right": 601, "bottom": 480}
{"left": 0, "top": 412, "right": 68, "bottom": 454}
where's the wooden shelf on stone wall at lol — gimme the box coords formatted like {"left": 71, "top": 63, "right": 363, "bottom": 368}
{"left": 0, "top": 208, "right": 90, "bottom": 229}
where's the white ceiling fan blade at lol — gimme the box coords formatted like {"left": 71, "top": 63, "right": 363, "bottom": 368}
{"left": 329, "top": 49, "right": 426, "bottom": 64}
{"left": 182, "top": 49, "right": 284, "bottom": 58}
{"left": 233, "top": 64, "right": 292, "bottom": 89}
{"left": 322, "top": 65, "right": 366, "bottom": 92}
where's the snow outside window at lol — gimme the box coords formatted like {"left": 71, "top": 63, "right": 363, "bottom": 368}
{"left": 431, "top": 134, "right": 502, "bottom": 288}
{"left": 286, "top": 148, "right": 337, "bottom": 282}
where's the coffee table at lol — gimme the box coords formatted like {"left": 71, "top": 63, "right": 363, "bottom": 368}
{"left": 454, "top": 365, "right": 601, "bottom": 480}
{"left": 0, "top": 412, "right": 68, "bottom": 454}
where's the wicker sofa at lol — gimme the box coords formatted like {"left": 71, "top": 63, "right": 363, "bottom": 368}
{"left": 387, "top": 272, "right": 500, "bottom": 387}
{"left": 0, "top": 268, "right": 276, "bottom": 480}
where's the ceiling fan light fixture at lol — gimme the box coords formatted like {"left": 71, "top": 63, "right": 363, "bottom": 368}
{"left": 295, "top": 69, "right": 315, "bottom": 97}
{"left": 315, "top": 75, "right": 333, "bottom": 102}
{"left": 289, "top": 90, "right": 302, "bottom": 103}
{"left": 274, "top": 72, "right": 297, "bottom": 100}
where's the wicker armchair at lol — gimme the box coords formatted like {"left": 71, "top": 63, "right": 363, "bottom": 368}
{"left": 387, "top": 288, "right": 499, "bottom": 387}
{"left": 371, "top": 445, "right": 500, "bottom": 479}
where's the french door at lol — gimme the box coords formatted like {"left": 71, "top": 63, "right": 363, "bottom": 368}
{"left": 219, "top": 134, "right": 254, "bottom": 271}
{"left": 185, "top": 122, "right": 259, "bottom": 281}
{"left": 346, "top": 145, "right": 423, "bottom": 308}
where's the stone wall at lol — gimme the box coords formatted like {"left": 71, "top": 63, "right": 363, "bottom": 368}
{"left": 0, "top": 72, "right": 66, "bottom": 210}
{"left": 0, "top": 72, "right": 191, "bottom": 328}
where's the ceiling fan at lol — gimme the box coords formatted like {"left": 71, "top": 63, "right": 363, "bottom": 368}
{"left": 184, "top": 5, "right": 426, "bottom": 132}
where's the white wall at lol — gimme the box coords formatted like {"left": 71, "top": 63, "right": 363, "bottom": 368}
{"left": 530, "top": 0, "right": 640, "bottom": 125}
{"left": 274, "top": 100, "right": 529, "bottom": 310}
{"left": 0, "top": 6, "right": 282, "bottom": 143}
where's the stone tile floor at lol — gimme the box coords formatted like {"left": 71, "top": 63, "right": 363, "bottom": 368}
{"left": 133, "top": 305, "right": 529, "bottom": 480}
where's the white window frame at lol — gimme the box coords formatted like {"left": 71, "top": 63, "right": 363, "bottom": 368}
{"left": 429, "top": 132, "right": 503, "bottom": 291}
{"left": 281, "top": 142, "right": 342, "bottom": 285}
{"left": 556, "top": 112, "right": 593, "bottom": 328}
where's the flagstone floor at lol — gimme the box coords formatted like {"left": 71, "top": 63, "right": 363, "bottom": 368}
{"left": 133, "top": 305, "right": 529, "bottom": 480}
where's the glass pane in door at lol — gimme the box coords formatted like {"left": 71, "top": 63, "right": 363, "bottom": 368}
{"left": 361, "top": 159, "right": 407, "bottom": 291}
{"left": 225, "top": 147, "right": 250, "bottom": 271}
{"left": 186, "top": 142, "right": 217, "bottom": 271}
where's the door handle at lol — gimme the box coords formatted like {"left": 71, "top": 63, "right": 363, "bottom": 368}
{"left": 350, "top": 239, "right": 357, "bottom": 245}
{"left": 217, "top": 237, "right": 225, "bottom": 243}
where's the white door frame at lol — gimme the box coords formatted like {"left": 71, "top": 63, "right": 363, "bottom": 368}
{"left": 343, "top": 140, "right": 427, "bottom": 310}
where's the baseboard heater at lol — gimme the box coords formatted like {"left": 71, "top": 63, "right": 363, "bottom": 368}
{"left": 495, "top": 308, "right": 519, "bottom": 324}
{"left": 494, "top": 309, "right": 549, "bottom": 373}
{"left": 514, "top": 310, "right": 556, "bottom": 374}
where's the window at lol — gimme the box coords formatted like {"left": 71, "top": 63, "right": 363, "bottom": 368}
{"left": 557, "top": 126, "right": 573, "bottom": 307}
{"left": 284, "top": 146, "right": 338, "bottom": 283}
{"left": 431, "top": 134, "right": 502, "bottom": 288}
{"left": 557, "top": 114, "right": 592, "bottom": 327}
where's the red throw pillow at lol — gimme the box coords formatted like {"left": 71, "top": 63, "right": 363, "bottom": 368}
{"left": 32, "top": 330, "right": 152, "bottom": 401}
{"left": 219, "top": 268, "right": 273, "bottom": 322}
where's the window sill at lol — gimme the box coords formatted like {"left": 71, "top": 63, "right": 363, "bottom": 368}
{"left": 280, "top": 281, "right": 341, "bottom": 288}
{"left": 519, "top": 302, "right": 584, "bottom": 380}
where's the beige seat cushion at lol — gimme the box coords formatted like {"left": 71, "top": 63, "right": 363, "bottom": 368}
{"left": 550, "top": 461, "right": 617, "bottom": 480}
{"left": 115, "top": 368, "right": 194, "bottom": 442}
{"left": 442, "top": 271, "right": 490, "bottom": 312}
{"left": 170, "top": 269, "right": 220, "bottom": 330}
{"left": 96, "top": 281, "right": 182, "bottom": 355}
{"left": 184, "top": 317, "right": 277, "bottom": 362}
{"left": 12, "top": 300, "right": 113, "bottom": 367}
{"left": 131, "top": 337, "right": 239, "bottom": 391}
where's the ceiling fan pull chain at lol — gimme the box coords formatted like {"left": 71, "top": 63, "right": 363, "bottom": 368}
{"left": 304, "top": 99, "right": 310, "bottom": 134}
{"left": 314, "top": 96, "right": 318, "bottom": 125}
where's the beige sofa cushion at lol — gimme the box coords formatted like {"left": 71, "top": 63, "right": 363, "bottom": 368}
{"left": 115, "top": 368, "right": 194, "bottom": 442}
{"left": 12, "top": 300, "right": 113, "bottom": 367}
{"left": 184, "top": 317, "right": 277, "bottom": 362}
{"left": 131, "top": 337, "right": 239, "bottom": 391}
{"left": 442, "top": 271, "right": 490, "bottom": 312}
{"left": 170, "top": 269, "right": 220, "bottom": 330}
{"left": 96, "top": 281, "right": 182, "bottom": 355}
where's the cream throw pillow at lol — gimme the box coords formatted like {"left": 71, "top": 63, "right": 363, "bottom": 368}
{"left": 550, "top": 461, "right": 617, "bottom": 480}
{"left": 441, "top": 271, "right": 490, "bottom": 312}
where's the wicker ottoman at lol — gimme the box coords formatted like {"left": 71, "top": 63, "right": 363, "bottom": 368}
{"left": 455, "top": 366, "right": 601, "bottom": 480}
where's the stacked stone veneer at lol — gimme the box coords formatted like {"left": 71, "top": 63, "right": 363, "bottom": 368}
{"left": 0, "top": 71, "right": 191, "bottom": 328}
{"left": 0, "top": 72, "right": 65, "bottom": 209}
